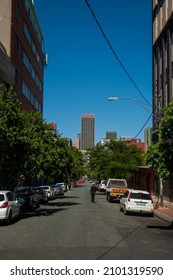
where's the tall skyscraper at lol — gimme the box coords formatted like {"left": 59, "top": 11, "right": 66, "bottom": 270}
{"left": 80, "top": 114, "right": 95, "bottom": 150}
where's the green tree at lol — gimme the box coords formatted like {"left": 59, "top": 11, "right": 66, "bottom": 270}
{"left": 145, "top": 101, "right": 173, "bottom": 182}
{"left": 0, "top": 85, "right": 85, "bottom": 187}
{"left": 86, "top": 140, "right": 144, "bottom": 180}
{"left": 0, "top": 85, "right": 29, "bottom": 187}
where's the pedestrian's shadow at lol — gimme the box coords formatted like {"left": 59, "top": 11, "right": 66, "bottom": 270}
{"left": 147, "top": 221, "right": 173, "bottom": 230}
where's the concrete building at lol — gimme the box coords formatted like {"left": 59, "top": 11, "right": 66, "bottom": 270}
{"left": 153, "top": 0, "right": 173, "bottom": 141}
{"left": 144, "top": 127, "right": 153, "bottom": 152}
{"left": 106, "top": 131, "right": 117, "bottom": 140}
{"left": 80, "top": 114, "right": 95, "bottom": 150}
{"left": 0, "top": 0, "right": 45, "bottom": 112}
{"left": 152, "top": 0, "right": 173, "bottom": 201}
{"left": 75, "top": 133, "right": 80, "bottom": 149}
{"left": 0, "top": 42, "right": 15, "bottom": 86}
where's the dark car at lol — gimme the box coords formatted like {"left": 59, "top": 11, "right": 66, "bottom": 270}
{"left": 33, "top": 186, "right": 48, "bottom": 203}
{"left": 14, "top": 186, "right": 39, "bottom": 211}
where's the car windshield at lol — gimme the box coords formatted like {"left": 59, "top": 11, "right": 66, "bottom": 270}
{"left": 131, "top": 192, "right": 150, "bottom": 200}
{"left": 110, "top": 181, "right": 126, "bottom": 188}
{"left": 0, "top": 194, "right": 5, "bottom": 201}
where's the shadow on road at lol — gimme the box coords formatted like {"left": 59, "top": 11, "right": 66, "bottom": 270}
{"left": 147, "top": 221, "right": 173, "bottom": 230}
{"left": 21, "top": 208, "right": 66, "bottom": 219}
{"left": 49, "top": 201, "right": 81, "bottom": 207}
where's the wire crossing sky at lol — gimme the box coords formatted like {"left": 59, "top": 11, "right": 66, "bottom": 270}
{"left": 35, "top": 0, "right": 152, "bottom": 143}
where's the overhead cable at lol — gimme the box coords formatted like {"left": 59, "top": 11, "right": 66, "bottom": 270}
{"left": 84, "top": 0, "right": 152, "bottom": 107}
{"left": 130, "top": 114, "right": 152, "bottom": 142}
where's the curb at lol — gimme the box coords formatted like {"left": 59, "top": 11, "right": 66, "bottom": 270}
{"left": 154, "top": 210, "right": 173, "bottom": 223}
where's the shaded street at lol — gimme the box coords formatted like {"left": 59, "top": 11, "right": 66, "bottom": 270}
{"left": 0, "top": 184, "right": 173, "bottom": 260}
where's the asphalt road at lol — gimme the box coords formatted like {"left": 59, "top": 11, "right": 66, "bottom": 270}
{"left": 0, "top": 184, "right": 173, "bottom": 260}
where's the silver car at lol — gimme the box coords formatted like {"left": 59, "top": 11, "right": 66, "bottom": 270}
{"left": 0, "top": 191, "right": 21, "bottom": 224}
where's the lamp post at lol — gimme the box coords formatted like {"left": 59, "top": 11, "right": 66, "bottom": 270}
{"left": 108, "top": 96, "right": 163, "bottom": 206}
{"left": 108, "top": 97, "right": 160, "bottom": 119}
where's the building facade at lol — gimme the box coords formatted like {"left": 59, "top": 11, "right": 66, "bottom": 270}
{"left": 106, "top": 131, "right": 117, "bottom": 140}
{"left": 80, "top": 114, "right": 95, "bottom": 150}
{"left": 144, "top": 127, "right": 153, "bottom": 151}
{"left": 0, "top": 42, "right": 15, "bottom": 86}
{"left": 152, "top": 0, "right": 173, "bottom": 201}
{"left": 0, "top": 0, "right": 44, "bottom": 112}
{"left": 153, "top": 0, "right": 173, "bottom": 141}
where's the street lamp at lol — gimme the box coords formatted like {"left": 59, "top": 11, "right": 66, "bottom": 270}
{"left": 108, "top": 96, "right": 163, "bottom": 206}
{"left": 108, "top": 96, "right": 160, "bottom": 120}
{"left": 108, "top": 96, "right": 152, "bottom": 114}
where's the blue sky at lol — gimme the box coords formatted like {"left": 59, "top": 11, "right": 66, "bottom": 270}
{"left": 34, "top": 0, "right": 152, "bottom": 144}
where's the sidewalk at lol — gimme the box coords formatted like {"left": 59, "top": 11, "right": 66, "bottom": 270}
{"left": 152, "top": 196, "right": 173, "bottom": 223}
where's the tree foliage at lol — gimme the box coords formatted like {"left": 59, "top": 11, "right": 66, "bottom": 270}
{"left": 145, "top": 101, "right": 173, "bottom": 181}
{"left": 0, "top": 85, "right": 84, "bottom": 188}
{"left": 86, "top": 140, "right": 144, "bottom": 180}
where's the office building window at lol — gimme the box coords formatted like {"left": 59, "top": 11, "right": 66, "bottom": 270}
{"left": 24, "top": 23, "right": 43, "bottom": 71}
{"left": 22, "top": 80, "right": 42, "bottom": 113}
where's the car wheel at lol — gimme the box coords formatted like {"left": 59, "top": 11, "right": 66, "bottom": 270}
{"left": 6, "top": 210, "right": 12, "bottom": 225}
{"left": 29, "top": 201, "right": 33, "bottom": 211}
{"left": 123, "top": 205, "right": 128, "bottom": 215}
{"left": 119, "top": 204, "right": 122, "bottom": 212}
{"left": 108, "top": 195, "right": 112, "bottom": 203}
{"left": 18, "top": 207, "right": 22, "bottom": 220}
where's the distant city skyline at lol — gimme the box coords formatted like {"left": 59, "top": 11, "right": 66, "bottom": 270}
{"left": 34, "top": 0, "right": 152, "bottom": 144}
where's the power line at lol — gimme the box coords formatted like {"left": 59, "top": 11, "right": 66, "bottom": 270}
{"left": 130, "top": 114, "right": 152, "bottom": 142}
{"left": 84, "top": 0, "right": 152, "bottom": 107}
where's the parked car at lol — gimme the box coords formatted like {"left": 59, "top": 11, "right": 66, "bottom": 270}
{"left": 39, "top": 186, "right": 55, "bottom": 200}
{"left": 33, "top": 187, "right": 48, "bottom": 203}
{"left": 51, "top": 184, "right": 64, "bottom": 197}
{"left": 0, "top": 191, "right": 22, "bottom": 224}
{"left": 98, "top": 180, "right": 106, "bottom": 192}
{"left": 56, "top": 182, "right": 67, "bottom": 192}
{"left": 120, "top": 189, "right": 154, "bottom": 216}
{"left": 76, "top": 179, "right": 85, "bottom": 185}
{"left": 14, "top": 186, "right": 39, "bottom": 211}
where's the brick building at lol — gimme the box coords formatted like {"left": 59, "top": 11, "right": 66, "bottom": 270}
{"left": 0, "top": 0, "right": 45, "bottom": 112}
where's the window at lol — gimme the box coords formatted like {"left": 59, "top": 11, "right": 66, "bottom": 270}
{"left": 0, "top": 194, "right": 4, "bottom": 202}
{"left": 6, "top": 192, "right": 15, "bottom": 202}
{"left": 22, "top": 81, "right": 43, "bottom": 113}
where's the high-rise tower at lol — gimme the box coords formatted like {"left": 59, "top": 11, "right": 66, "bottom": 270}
{"left": 80, "top": 114, "right": 95, "bottom": 150}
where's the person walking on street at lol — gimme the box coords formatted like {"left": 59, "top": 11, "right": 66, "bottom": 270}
{"left": 90, "top": 183, "right": 96, "bottom": 202}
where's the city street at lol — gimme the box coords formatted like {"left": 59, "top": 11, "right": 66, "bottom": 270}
{"left": 0, "top": 184, "right": 173, "bottom": 260}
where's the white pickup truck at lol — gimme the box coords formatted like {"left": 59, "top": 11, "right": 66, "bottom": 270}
{"left": 106, "top": 178, "right": 127, "bottom": 202}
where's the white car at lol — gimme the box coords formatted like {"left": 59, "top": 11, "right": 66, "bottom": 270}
{"left": 98, "top": 180, "right": 106, "bottom": 192}
{"left": 120, "top": 189, "right": 154, "bottom": 216}
{"left": 56, "top": 182, "right": 67, "bottom": 192}
{"left": 0, "top": 191, "right": 21, "bottom": 224}
{"left": 39, "top": 186, "right": 55, "bottom": 200}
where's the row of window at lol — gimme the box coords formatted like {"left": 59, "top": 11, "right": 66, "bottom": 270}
{"left": 22, "top": 80, "right": 42, "bottom": 113}
{"left": 24, "top": 23, "right": 43, "bottom": 71}
{"left": 23, "top": 51, "right": 43, "bottom": 93}
{"left": 24, "top": 0, "right": 43, "bottom": 48}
